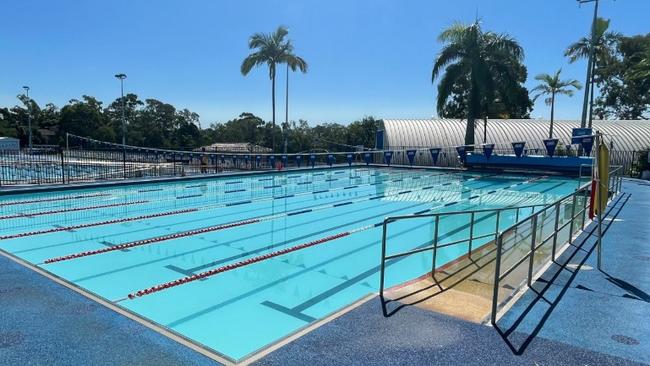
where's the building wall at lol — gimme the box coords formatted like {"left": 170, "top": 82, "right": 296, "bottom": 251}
{"left": 381, "top": 119, "right": 650, "bottom": 170}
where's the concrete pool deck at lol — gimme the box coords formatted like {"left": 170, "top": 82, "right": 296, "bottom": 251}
{"left": 1, "top": 179, "right": 648, "bottom": 365}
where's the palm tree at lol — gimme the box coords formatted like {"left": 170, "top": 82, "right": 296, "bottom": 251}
{"left": 565, "top": 17, "right": 620, "bottom": 126}
{"left": 241, "top": 26, "right": 307, "bottom": 151}
{"left": 531, "top": 69, "right": 582, "bottom": 139}
{"left": 432, "top": 21, "right": 524, "bottom": 147}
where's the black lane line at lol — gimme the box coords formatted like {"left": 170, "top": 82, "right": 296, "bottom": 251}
{"left": 224, "top": 189, "right": 246, "bottom": 194}
{"left": 176, "top": 194, "right": 203, "bottom": 199}
{"left": 260, "top": 180, "right": 562, "bottom": 320}
{"left": 158, "top": 178, "right": 501, "bottom": 278}
{"left": 166, "top": 178, "right": 540, "bottom": 328}
{"left": 260, "top": 301, "right": 316, "bottom": 322}
{"left": 73, "top": 176, "right": 505, "bottom": 284}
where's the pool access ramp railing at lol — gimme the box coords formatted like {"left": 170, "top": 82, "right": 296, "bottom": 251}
{"left": 378, "top": 166, "right": 624, "bottom": 323}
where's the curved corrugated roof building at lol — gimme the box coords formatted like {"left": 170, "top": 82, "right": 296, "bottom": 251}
{"left": 381, "top": 119, "right": 650, "bottom": 169}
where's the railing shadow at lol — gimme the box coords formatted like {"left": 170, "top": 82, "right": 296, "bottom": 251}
{"left": 492, "top": 193, "right": 630, "bottom": 355}
{"left": 380, "top": 238, "right": 506, "bottom": 317}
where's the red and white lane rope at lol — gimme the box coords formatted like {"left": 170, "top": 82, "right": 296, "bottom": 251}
{"left": 0, "top": 193, "right": 111, "bottom": 207}
{"left": 0, "top": 208, "right": 198, "bottom": 240}
{"left": 0, "top": 200, "right": 149, "bottom": 220}
{"left": 123, "top": 175, "right": 548, "bottom": 300}
{"left": 42, "top": 174, "right": 489, "bottom": 264}
{"left": 43, "top": 218, "right": 261, "bottom": 264}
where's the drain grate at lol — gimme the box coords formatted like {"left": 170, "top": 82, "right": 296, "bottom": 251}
{"left": 611, "top": 334, "right": 640, "bottom": 345}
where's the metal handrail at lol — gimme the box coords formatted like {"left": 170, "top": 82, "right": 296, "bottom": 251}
{"left": 378, "top": 202, "right": 549, "bottom": 316}
{"left": 490, "top": 165, "right": 623, "bottom": 325}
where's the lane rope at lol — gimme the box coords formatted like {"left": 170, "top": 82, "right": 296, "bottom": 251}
{"left": 42, "top": 174, "right": 488, "bottom": 264}
{"left": 123, "top": 175, "right": 547, "bottom": 299}
{"left": 0, "top": 200, "right": 149, "bottom": 221}
{"left": 0, "top": 193, "right": 111, "bottom": 207}
{"left": 0, "top": 208, "right": 198, "bottom": 240}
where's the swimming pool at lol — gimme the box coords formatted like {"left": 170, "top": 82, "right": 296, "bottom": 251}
{"left": 0, "top": 167, "right": 578, "bottom": 361}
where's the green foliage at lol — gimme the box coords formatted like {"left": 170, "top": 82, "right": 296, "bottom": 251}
{"left": 241, "top": 26, "right": 308, "bottom": 150}
{"left": 531, "top": 69, "right": 582, "bottom": 138}
{"left": 593, "top": 34, "right": 650, "bottom": 119}
{"left": 432, "top": 21, "right": 530, "bottom": 146}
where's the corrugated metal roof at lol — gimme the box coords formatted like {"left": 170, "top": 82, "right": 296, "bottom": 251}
{"left": 382, "top": 119, "right": 650, "bottom": 152}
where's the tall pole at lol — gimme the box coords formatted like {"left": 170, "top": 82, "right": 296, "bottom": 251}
{"left": 114, "top": 73, "right": 127, "bottom": 178}
{"left": 22, "top": 86, "right": 32, "bottom": 152}
{"left": 284, "top": 63, "right": 289, "bottom": 155}
{"left": 578, "top": 0, "right": 599, "bottom": 129}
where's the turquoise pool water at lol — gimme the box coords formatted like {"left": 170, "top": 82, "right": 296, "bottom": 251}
{"left": 0, "top": 167, "right": 577, "bottom": 361}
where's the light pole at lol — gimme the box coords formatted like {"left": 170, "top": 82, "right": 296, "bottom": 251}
{"left": 114, "top": 73, "right": 127, "bottom": 179}
{"left": 22, "top": 86, "right": 32, "bottom": 152}
{"left": 114, "top": 74, "right": 127, "bottom": 146}
{"left": 577, "top": 0, "right": 599, "bottom": 129}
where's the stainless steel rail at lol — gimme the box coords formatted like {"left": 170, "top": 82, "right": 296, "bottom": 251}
{"left": 378, "top": 202, "right": 548, "bottom": 316}
{"left": 490, "top": 166, "right": 623, "bottom": 325}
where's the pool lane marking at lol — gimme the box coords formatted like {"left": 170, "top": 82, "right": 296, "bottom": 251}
{"left": 120, "top": 176, "right": 546, "bottom": 300}
{"left": 0, "top": 208, "right": 199, "bottom": 240}
{"left": 0, "top": 200, "right": 149, "bottom": 221}
{"left": 41, "top": 174, "right": 490, "bottom": 264}
{"left": 11, "top": 172, "right": 450, "bottom": 247}
{"left": 163, "top": 183, "right": 554, "bottom": 328}
{"left": 15, "top": 170, "right": 454, "bottom": 238}
{"left": 0, "top": 193, "right": 111, "bottom": 207}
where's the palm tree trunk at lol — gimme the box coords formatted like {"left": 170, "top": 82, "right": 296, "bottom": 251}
{"left": 271, "top": 73, "right": 276, "bottom": 151}
{"left": 549, "top": 93, "right": 555, "bottom": 139}
{"left": 466, "top": 74, "right": 478, "bottom": 148}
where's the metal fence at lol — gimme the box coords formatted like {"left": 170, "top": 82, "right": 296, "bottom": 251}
{"left": 0, "top": 136, "right": 641, "bottom": 186}
{"left": 489, "top": 166, "right": 623, "bottom": 324}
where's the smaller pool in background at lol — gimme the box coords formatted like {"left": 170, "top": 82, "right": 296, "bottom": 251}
{"left": 0, "top": 167, "right": 578, "bottom": 361}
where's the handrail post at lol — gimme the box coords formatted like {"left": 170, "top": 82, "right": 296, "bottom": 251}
{"left": 581, "top": 188, "right": 588, "bottom": 230}
{"left": 379, "top": 218, "right": 388, "bottom": 317}
{"left": 568, "top": 194, "right": 577, "bottom": 244}
{"left": 431, "top": 215, "right": 440, "bottom": 281}
{"left": 552, "top": 202, "right": 560, "bottom": 261}
{"left": 494, "top": 209, "right": 501, "bottom": 243}
{"left": 527, "top": 215, "right": 538, "bottom": 288}
{"left": 468, "top": 212, "right": 475, "bottom": 258}
{"left": 490, "top": 233, "right": 504, "bottom": 326}
{"left": 59, "top": 147, "right": 66, "bottom": 184}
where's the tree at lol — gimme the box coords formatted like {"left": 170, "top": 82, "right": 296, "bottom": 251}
{"left": 592, "top": 34, "right": 650, "bottom": 119}
{"left": 531, "top": 69, "right": 582, "bottom": 138}
{"left": 432, "top": 21, "right": 525, "bottom": 146}
{"left": 241, "top": 26, "right": 307, "bottom": 151}
{"left": 565, "top": 17, "right": 620, "bottom": 124}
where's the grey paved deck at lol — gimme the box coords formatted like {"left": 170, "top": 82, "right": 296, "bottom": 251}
{"left": 0, "top": 254, "right": 219, "bottom": 366}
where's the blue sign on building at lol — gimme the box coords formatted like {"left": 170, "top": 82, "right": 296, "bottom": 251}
{"left": 384, "top": 151, "right": 393, "bottom": 166}
{"left": 482, "top": 144, "right": 495, "bottom": 159}
{"left": 571, "top": 128, "right": 593, "bottom": 144}
{"left": 363, "top": 152, "right": 372, "bottom": 165}
{"left": 512, "top": 142, "right": 526, "bottom": 158}
{"left": 456, "top": 146, "right": 467, "bottom": 163}
{"left": 406, "top": 149, "right": 417, "bottom": 166}
{"left": 429, "top": 148, "right": 441, "bottom": 165}
{"left": 544, "top": 139, "right": 559, "bottom": 157}
{"left": 327, "top": 154, "right": 335, "bottom": 167}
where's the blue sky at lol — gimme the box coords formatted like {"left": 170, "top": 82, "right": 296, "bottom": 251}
{"left": 1, "top": 0, "right": 648, "bottom": 126}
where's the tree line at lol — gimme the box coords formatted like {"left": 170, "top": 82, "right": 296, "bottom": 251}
{"left": 0, "top": 94, "right": 379, "bottom": 152}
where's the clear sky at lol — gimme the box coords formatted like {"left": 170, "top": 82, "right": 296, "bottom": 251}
{"left": 1, "top": 0, "right": 648, "bottom": 126}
